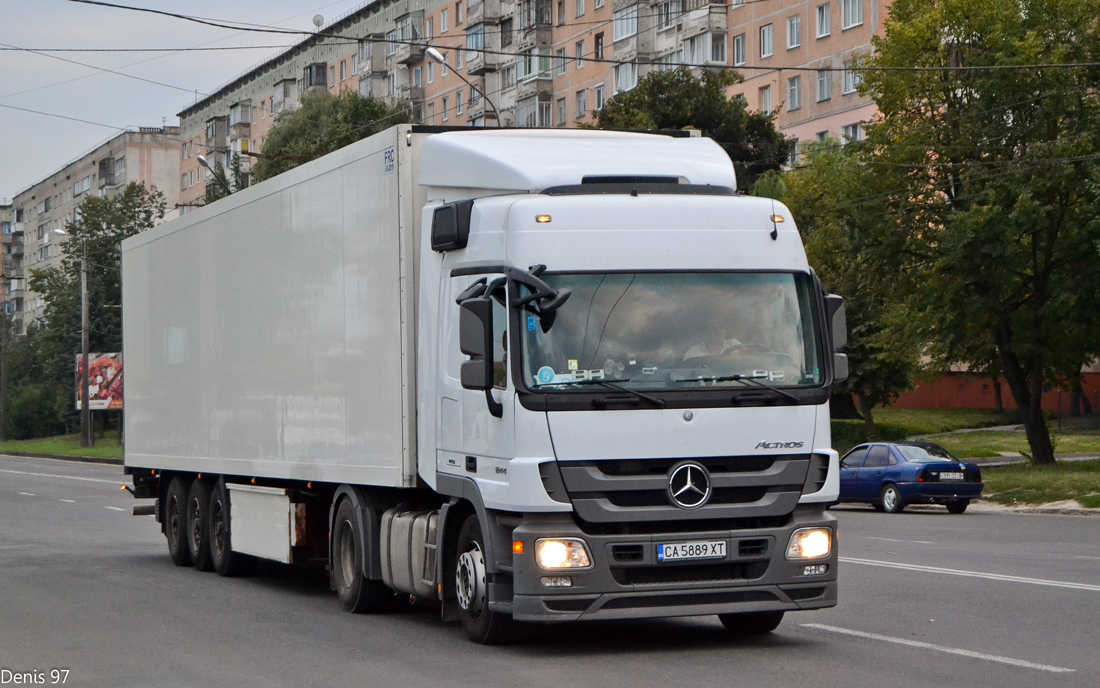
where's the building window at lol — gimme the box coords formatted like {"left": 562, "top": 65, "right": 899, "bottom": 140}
{"left": 329, "top": 65, "right": 336, "bottom": 86}
{"left": 576, "top": 89, "right": 587, "bottom": 117}
{"left": 733, "top": 33, "right": 746, "bottom": 66}
{"left": 594, "top": 32, "right": 605, "bottom": 59}
{"left": 659, "top": 0, "right": 682, "bottom": 29}
{"left": 428, "top": 60, "right": 435, "bottom": 83}
{"left": 614, "top": 62, "right": 637, "bottom": 93}
{"left": 787, "top": 76, "right": 801, "bottom": 110}
{"left": 517, "top": 96, "right": 540, "bottom": 127}
{"left": 842, "top": 0, "right": 863, "bottom": 29}
{"left": 594, "top": 83, "right": 605, "bottom": 110}
{"left": 842, "top": 60, "right": 862, "bottom": 93}
{"left": 427, "top": 102, "right": 436, "bottom": 124}
{"left": 426, "top": 16, "right": 434, "bottom": 38}
{"left": 455, "top": 1, "right": 463, "bottom": 25}
{"left": 502, "top": 64, "right": 517, "bottom": 88}
{"left": 441, "top": 9, "right": 449, "bottom": 32}
{"left": 816, "top": 130, "right": 829, "bottom": 143}
{"left": 501, "top": 18, "right": 513, "bottom": 46}
{"left": 456, "top": 90, "right": 464, "bottom": 115}
{"left": 554, "top": 48, "right": 565, "bottom": 75}
{"left": 457, "top": 48, "right": 464, "bottom": 70}
{"left": 340, "top": 60, "right": 347, "bottom": 81}
{"left": 788, "top": 139, "right": 800, "bottom": 166}
{"left": 595, "top": 0, "right": 604, "bottom": 8}
{"left": 711, "top": 33, "right": 725, "bottom": 63}
{"left": 760, "top": 24, "right": 773, "bottom": 58}
{"left": 414, "top": 65, "right": 423, "bottom": 87}
{"left": 842, "top": 123, "right": 863, "bottom": 143}
{"left": 613, "top": 6, "right": 637, "bottom": 41}
{"left": 442, "top": 97, "right": 450, "bottom": 121}
{"left": 576, "top": 0, "right": 585, "bottom": 17}
{"left": 817, "top": 70, "right": 832, "bottom": 101}
{"left": 442, "top": 52, "right": 450, "bottom": 76}
{"left": 557, "top": 97, "right": 566, "bottom": 125}
{"left": 575, "top": 40, "right": 585, "bottom": 68}
{"left": 467, "top": 24, "right": 485, "bottom": 62}
{"left": 787, "top": 15, "right": 801, "bottom": 48}
{"left": 731, "top": 0, "right": 744, "bottom": 6}
{"left": 352, "top": 55, "right": 358, "bottom": 75}
{"left": 816, "top": 3, "right": 830, "bottom": 37}
{"left": 759, "top": 85, "right": 772, "bottom": 112}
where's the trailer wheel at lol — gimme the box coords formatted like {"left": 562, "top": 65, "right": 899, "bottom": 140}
{"left": 719, "top": 610, "right": 785, "bottom": 634}
{"left": 186, "top": 479, "right": 214, "bottom": 571}
{"left": 454, "top": 515, "right": 512, "bottom": 644}
{"left": 208, "top": 481, "right": 255, "bottom": 577}
{"left": 331, "top": 498, "right": 390, "bottom": 613}
{"left": 164, "top": 476, "right": 193, "bottom": 567}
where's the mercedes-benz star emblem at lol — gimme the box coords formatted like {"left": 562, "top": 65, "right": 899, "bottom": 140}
{"left": 667, "top": 461, "right": 712, "bottom": 509}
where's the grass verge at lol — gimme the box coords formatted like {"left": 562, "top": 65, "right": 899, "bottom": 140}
{"left": 981, "top": 459, "right": 1100, "bottom": 508}
{"left": 0, "top": 434, "right": 122, "bottom": 461}
{"left": 925, "top": 431, "right": 1100, "bottom": 459}
{"left": 872, "top": 408, "right": 1015, "bottom": 436}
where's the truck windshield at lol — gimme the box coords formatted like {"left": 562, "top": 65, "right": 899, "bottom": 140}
{"left": 520, "top": 272, "right": 823, "bottom": 392}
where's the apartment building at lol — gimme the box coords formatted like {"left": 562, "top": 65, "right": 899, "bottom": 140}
{"left": 4, "top": 127, "right": 180, "bottom": 333}
{"left": 0, "top": 201, "right": 13, "bottom": 330}
{"left": 178, "top": 0, "right": 889, "bottom": 200}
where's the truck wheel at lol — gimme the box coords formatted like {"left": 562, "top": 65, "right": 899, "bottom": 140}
{"left": 454, "top": 515, "right": 512, "bottom": 644}
{"left": 946, "top": 500, "right": 969, "bottom": 514}
{"left": 208, "top": 481, "right": 255, "bottom": 577}
{"left": 331, "top": 498, "right": 390, "bottom": 613}
{"left": 186, "top": 479, "right": 214, "bottom": 571}
{"left": 881, "top": 484, "right": 905, "bottom": 513}
{"left": 164, "top": 476, "right": 193, "bottom": 567}
{"left": 719, "top": 610, "right": 785, "bottom": 634}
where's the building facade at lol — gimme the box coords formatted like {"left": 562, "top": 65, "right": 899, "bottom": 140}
{"left": 178, "top": 0, "right": 890, "bottom": 200}
{"left": 4, "top": 127, "right": 180, "bottom": 334}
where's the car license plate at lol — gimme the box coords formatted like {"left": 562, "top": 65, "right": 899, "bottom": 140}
{"left": 657, "top": 540, "right": 726, "bottom": 562}
{"left": 939, "top": 471, "right": 964, "bottom": 481}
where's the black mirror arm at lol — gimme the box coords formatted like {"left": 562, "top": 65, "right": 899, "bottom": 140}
{"left": 455, "top": 278, "right": 488, "bottom": 304}
{"left": 485, "top": 389, "right": 503, "bottom": 418}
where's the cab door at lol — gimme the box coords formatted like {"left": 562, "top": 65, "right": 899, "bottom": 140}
{"left": 437, "top": 273, "right": 515, "bottom": 478}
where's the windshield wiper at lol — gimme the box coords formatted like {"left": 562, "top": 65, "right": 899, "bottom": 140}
{"left": 671, "top": 373, "right": 799, "bottom": 403}
{"left": 551, "top": 378, "right": 666, "bottom": 408}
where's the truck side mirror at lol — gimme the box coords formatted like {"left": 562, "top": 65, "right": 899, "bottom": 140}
{"left": 833, "top": 353, "right": 849, "bottom": 384}
{"left": 825, "top": 294, "right": 846, "bottom": 351}
{"left": 459, "top": 297, "right": 494, "bottom": 391}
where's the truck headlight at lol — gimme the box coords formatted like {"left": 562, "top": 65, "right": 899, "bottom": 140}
{"left": 535, "top": 538, "right": 592, "bottom": 570}
{"left": 786, "top": 528, "right": 832, "bottom": 560}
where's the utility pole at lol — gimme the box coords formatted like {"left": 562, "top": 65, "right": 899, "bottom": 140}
{"left": 80, "top": 251, "right": 92, "bottom": 448}
{"left": 0, "top": 309, "right": 9, "bottom": 443}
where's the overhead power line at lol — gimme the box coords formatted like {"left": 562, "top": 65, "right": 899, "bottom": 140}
{"left": 0, "top": 102, "right": 124, "bottom": 130}
{"left": 0, "top": 45, "right": 297, "bottom": 52}
{"left": 0, "top": 41, "right": 197, "bottom": 94}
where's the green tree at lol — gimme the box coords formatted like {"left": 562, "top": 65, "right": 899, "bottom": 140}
{"left": 861, "top": 0, "right": 1100, "bottom": 463}
{"left": 20, "top": 182, "right": 165, "bottom": 436}
{"left": 594, "top": 67, "right": 793, "bottom": 190}
{"left": 757, "top": 142, "right": 922, "bottom": 434}
{"left": 253, "top": 90, "right": 412, "bottom": 182}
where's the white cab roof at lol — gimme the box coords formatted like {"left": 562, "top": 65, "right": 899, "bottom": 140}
{"left": 418, "top": 129, "right": 736, "bottom": 192}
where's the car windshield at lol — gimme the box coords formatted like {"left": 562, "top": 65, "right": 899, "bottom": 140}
{"left": 519, "top": 272, "right": 823, "bottom": 391}
{"left": 896, "top": 444, "right": 958, "bottom": 463}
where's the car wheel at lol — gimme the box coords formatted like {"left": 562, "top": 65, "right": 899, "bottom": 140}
{"left": 881, "top": 484, "right": 905, "bottom": 513}
{"left": 946, "top": 500, "right": 969, "bottom": 514}
{"left": 719, "top": 610, "right": 785, "bottom": 634}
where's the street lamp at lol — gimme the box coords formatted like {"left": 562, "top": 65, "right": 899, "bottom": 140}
{"left": 196, "top": 154, "right": 232, "bottom": 195}
{"left": 425, "top": 47, "right": 501, "bottom": 127}
{"left": 53, "top": 228, "right": 93, "bottom": 448}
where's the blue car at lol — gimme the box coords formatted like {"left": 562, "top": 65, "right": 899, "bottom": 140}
{"left": 837, "top": 441, "right": 983, "bottom": 514}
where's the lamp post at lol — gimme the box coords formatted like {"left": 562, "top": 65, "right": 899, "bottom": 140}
{"left": 197, "top": 154, "right": 232, "bottom": 195}
{"left": 425, "top": 47, "right": 501, "bottom": 127}
{"left": 54, "top": 229, "right": 92, "bottom": 448}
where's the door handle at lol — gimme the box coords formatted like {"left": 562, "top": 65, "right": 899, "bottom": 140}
{"left": 875, "top": 471, "right": 883, "bottom": 475}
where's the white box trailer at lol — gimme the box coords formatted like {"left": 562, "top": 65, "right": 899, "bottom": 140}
{"left": 123, "top": 125, "right": 848, "bottom": 643}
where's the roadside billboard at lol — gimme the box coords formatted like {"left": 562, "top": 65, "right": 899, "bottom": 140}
{"left": 76, "top": 353, "right": 123, "bottom": 410}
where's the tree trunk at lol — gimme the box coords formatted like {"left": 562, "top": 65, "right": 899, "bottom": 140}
{"left": 991, "top": 375, "right": 1003, "bottom": 414}
{"left": 995, "top": 339, "right": 1055, "bottom": 465}
{"left": 1071, "top": 377, "right": 1091, "bottom": 416}
{"left": 857, "top": 395, "right": 878, "bottom": 439}
{"left": 830, "top": 392, "right": 863, "bottom": 420}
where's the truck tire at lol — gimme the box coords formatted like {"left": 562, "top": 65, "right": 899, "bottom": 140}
{"left": 165, "top": 476, "right": 193, "bottom": 567}
{"left": 719, "top": 610, "right": 785, "bottom": 634}
{"left": 331, "top": 498, "right": 391, "bottom": 613}
{"left": 454, "top": 515, "right": 512, "bottom": 645}
{"left": 186, "top": 479, "right": 214, "bottom": 571}
{"left": 208, "top": 481, "right": 255, "bottom": 577}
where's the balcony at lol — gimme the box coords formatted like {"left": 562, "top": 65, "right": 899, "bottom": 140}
{"left": 517, "top": 24, "right": 552, "bottom": 50}
{"left": 395, "top": 41, "right": 424, "bottom": 65}
{"left": 682, "top": 4, "right": 726, "bottom": 38}
{"left": 2, "top": 258, "right": 20, "bottom": 276}
{"left": 230, "top": 121, "right": 251, "bottom": 141}
{"left": 467, "top": 0, "right": 503, "bottom": 25}
{"left": 516, "top": 75, "right": 553, "bottom": 100}
{"left": 466, "top": 50, "right": 501, "bottom": 75}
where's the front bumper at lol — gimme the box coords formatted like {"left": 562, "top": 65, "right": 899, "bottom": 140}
{"left": 509, "top": 506, "right": 837, "bottom": 622}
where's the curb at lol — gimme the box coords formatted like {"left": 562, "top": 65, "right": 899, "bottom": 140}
{"left": 0, "top": 451, "right": 123, "bottom": 466}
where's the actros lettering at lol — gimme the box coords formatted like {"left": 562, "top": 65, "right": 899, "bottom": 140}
{"left": 755, "top": 441, "right": 804, "bottom": 449}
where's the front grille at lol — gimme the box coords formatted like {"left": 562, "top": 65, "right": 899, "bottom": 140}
{"left": 738, "top": 538, "right": 769, "bottom": 556}
{"left": 610, "top": 561, "right": 768, "bottom": 586}
{"left": 546, "top": 455, "right": 811, "bottom": 528}
{"left": 601, "top": 590, "right": 777, "bottom": 610}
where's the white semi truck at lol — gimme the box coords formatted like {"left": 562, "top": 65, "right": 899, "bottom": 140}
{"left": 122, "top": 125, "right": 847, "bottom": 643}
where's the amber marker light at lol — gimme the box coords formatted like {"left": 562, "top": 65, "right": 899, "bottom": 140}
{"left": 513, "top": 541, "right": 524, "bottom": 554}
{"left": 770, "top": 215, "right": 785, "bottom": 223}
{"left": 251, "top": 477, "right": 256, "bottom": 484}
{"left": 536, "top": 215, "right": 552, "bottom": 223}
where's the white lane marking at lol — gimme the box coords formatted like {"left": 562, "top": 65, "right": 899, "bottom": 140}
{"left": 18, "top": 492, "right": 36, "bottom": 496}
{"left": 867, "top": 536, "right": 935, "bottom": 545}
{"left": 802, "top": 623, "right": 1074, "bottom": 673}
{"left": 104, "top": 506, "right": 126, "bottom": 512}
{"left": 841, "top": 557, "right": 1100, "bottom": 592}
{"left": 1075, "top": 555, "right": 1100, "bottom": 561}
{"left": 0, "top": 468, "right": 120, "bottom": 485}
{"left": 58, "top": 499, "right": 76, "bottom": 503}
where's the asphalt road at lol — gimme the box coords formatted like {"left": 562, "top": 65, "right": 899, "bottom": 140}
{"left": 1, "top": 454, "right": 1097, "bottom": 688}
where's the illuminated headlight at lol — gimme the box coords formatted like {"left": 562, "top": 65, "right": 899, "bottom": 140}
{"left": 535, "top": 538, "right": 592, "bottom": 570}
{"left": 786, "top": 528, "right": 832, "bottom": 560}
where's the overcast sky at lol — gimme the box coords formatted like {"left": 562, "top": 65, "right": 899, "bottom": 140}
{"left": 0, "top": 0, "right": 371, "bottom": 202}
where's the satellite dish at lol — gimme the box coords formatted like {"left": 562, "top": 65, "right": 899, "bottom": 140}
{"left": 313, "top": 15, "right": 324, "bottom": 28}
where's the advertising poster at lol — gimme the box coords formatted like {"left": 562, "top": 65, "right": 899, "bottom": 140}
{"left": 76, "top": 353, "right": 123, "bottom": 410}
